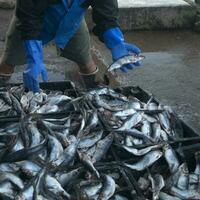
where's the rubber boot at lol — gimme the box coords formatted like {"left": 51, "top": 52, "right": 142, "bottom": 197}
{"left": 0, "top": 61, "right": 14, "bottom": 86}
{"left": 79, "top": 68, "right": 110, "bottom": 89}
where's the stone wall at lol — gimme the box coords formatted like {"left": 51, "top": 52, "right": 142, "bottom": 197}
{"left": 0, "top": 0, "right": 15, "bottom": 9}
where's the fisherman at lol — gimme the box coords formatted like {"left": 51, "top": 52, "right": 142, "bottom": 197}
{"left": 0, "top": 0, "right": 141, "bottom": 92}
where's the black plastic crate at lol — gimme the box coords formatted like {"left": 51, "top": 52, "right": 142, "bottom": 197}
{"left": 85, "top": 86, "right": 199, "bottom": 138}
{"left": 82, "top": 86, "right": 200, "bottom": 164}
{"left": 114, "top": 86, "right": 199, "bottom": 138}
{"left": 7, "top": 81, "right": 78, "bottom": 97}
{"left": 0, "top": 81, "right": 82, "bottom": 119}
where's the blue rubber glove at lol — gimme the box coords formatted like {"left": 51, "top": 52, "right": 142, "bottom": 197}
{"left": 23, "top": 40, "right": 48, "bottom": 93}
{"left": 103, "top": 27, "right": 141, "bottom": 73}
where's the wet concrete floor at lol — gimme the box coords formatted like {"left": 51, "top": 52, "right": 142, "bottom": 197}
{"left": 0, "top": 30, "right": 200, "bottom": 133}
{"left": 119, "top": 31, "right": 200, "bottom": 134}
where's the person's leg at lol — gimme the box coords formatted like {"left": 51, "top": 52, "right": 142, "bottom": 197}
{"left": 57, "top": 18, "right": 102, "bottom": 88}
{"left": 0, "top": 16, "right": 26, "bottom": 83}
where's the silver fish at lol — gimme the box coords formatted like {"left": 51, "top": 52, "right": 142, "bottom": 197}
{"left": 94, "top": 94, "right": 116, "bottom": 111}
{"left": 125, "top": 135, "right": 134, "bottom": 146}
{"left": 92, "top": 133, "right": 113, "bottom": 163}
{"left": 0, "top": 91, "right": 12, "bottom": 105}
{"left": 158, "top": 112, "right": 171, "bottom": 134}
{"left": 149, "top": 174, "right": 165, "bottom": 200}
{"left": 119, "top": 143, "right": 163, "bottom": 156}
{"left": 12, "top": 138, "right": 24, "bottom": 152}
{"left": 79, "top": 151, "right": 100, "bottom": 178}
{"left": 108, "top": 55, "right": 145, "bottom": 72}
{"left": 78, "top": 130, "right": 103, "bottom": 149}
{"left": 131, "top": 101, "right": 142, "bottom": 110}
{"left": 163, "top": 144, "right": 180, "bottom": 174}
{"left": 10, "top": 86, "right": 24, "bottom": 100}
{"left": 54, "top": 131, "right": 69, "bottom": 148}
{"left": 36, "top": 104, "right": 59, "bottom": 114}
{"left": 147, "top": 102, "right": 158, "bottom": 111}
{"left": 46, "top": 95, "right": 71, "bottom": 105}
{"left": 17, "top": 185, "right": 34, "bottom": 200}
{"left": 86, "top": 145, "right": 97, "bottom": 158}
{"left": 20, "top": 94, "right": 30, "bottom": 110}
{"left": 143, "top": 114, "right": 157, "bottom": 123}
{"left": 113, "top": 108, "right": 136, "bottom": 118}
{"left": 45, "top": 175, "right": 71, "bottom": 199}
{"left": 159, "top": 192, "right": 181, "bottom": 200}
{"left": 152, "top": 123, "right": 161, "bottom": 142}
{"left": 160, "top": 130, "right": 169, "bottom": 141}
{"left": 16, "top": 161, "right": 41, "bottom": 177}
{"left": 48, "top": 134, "right": 64, "bottom": 162}
{"left": 111, "top": 195, "right": 129, "bottom": 200}
{"left": 124, "top": 150, "right": 163, "bottom": 171}
{"left": 177, "top": 162, "right": 189, "bottom": 190}
{"left": 86, "top": 111, "right": 99, "bottom": 129}
{"left": 43, "top": 120, "right": 69, "bottom": 131}
{"left": 169, "top": 186, "right": 200, "bottom": 199}
{"left": 189, "top": 173, "right": 199, "bottom": 190}
{"left": 166, "top": 162, "right": 188, "bottom": 188}
{"left": 29, "top": 99, "right": 40, "bottom": 113}
{"left": 141, "top": 120, "right": 152, "bottom": 138}
{"left": 44, "top": 116, "right": 71, "bottom": 124}
{"left": 80, "top": 180, "right": 103, "bottom": 197}
{"left": 117, "top": 112, "right": 143, "bottom": 131}
{"left": 138, "top": 177, "right": 150, "bottom": 191}
{"left": 53, "top": 136, "right": 78, "bottom": 169}
{"left": 0, "top": 163, "right": 19, "bottom": 173}
{"left": 87, "top": 87, "right": 127, "bottom": 101}
{"left": 10, "top": 93, "right": 23, "bottom": 114}
{"left": 0, "top": 182, "right": 15, "bottom": 199}
{"left": 194, "top": 151, "right": 200, "bottom": 175}
{"left": 77, "top": 112, "right": 86, "bottom": 138}
{"left": 0, "top": 171, "right": 24, "bottom": 190}
{"left": 34, "top": 92, "right": 47, "bottom": 104}
{"left": 27, "top": 122, "right": 42, "bottom": 147}
{"left": 0, "top": 100, "right": 12, "bottom": 112}
{"left": 98, "top": 175, "right": 116, "bottom": 200}
{"left": 56, "top": 167, "right": 82, "bottom": 188}
{"left": 132, "top": 138, "right": 144, "bottom": 145}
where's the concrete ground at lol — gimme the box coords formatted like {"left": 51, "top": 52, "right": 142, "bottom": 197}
{"left": 118, "top": 31, "right": 200, "bottom": 134}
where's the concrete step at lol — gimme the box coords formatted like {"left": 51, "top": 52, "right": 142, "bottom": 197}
{"left": 0, "top": 0, "right": 198, "bottom": 40}
{"left": 118, "top": 0, "right": 197, "bottom": 30}
{"left": 86, "top": 0, "right": 197, "bottom": 31}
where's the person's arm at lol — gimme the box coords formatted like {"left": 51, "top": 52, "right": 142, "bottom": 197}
{"left": 16, "top": 0, "right": 48, "bottom": 40}
{"left": 91, "top": 0, "right": 119, "bottom": 40}
{"left": 16, "top": 0, "right": 48, "bottom": 92}
{"left": 91, "top": 0, "right": 142, "bottom": 73}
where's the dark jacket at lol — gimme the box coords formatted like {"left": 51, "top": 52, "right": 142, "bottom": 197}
{"left": 16, "top": 0, "right": 119, "bottom": 41}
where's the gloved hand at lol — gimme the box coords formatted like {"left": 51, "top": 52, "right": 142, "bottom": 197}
{"left": 103, "top": 27, "right": 141, "bottom": 73}
{"left": 23, "top": 40, "right": 48, "bottom": 93}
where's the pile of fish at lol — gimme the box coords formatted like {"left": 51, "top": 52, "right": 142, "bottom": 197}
{"left": 0, "top": 85, "right": 199, "bottom": 199}
{"left": 86, "top": 87, "right": 184, "bottom": 144}
{"left": 0, "top": 111, "right": 123, "bottom": 199}
{"left": 85, "top": 87, "right": 200, "bottom": 199}
{"left": 137, "top": 151, "right": 200, "bottom": 200}
{"left": 0, "top": 85, "right": 84, "bottom": 116}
